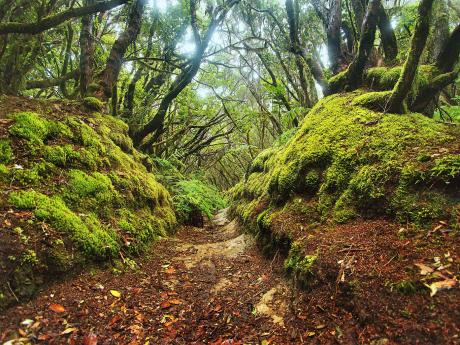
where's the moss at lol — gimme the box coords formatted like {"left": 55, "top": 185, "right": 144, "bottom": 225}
{"left": 1, "top": 98, "right": 179, "bottom": 307}
{"left": 0, "top": 139, "right": 13, "bottom": 164}
{"left": 91, "top": 112, "right": 129, "bottom": 134}
{"left": 78, "top": 148, "right": 107, "bottom": 170}
{"left": 304, "top": 170, "right": 321, "bottom": 193}
{"left": 8, "top": 112, "right": 71, "bottom": 150}
{"left": 109, "top": 132, "right": 134, "bottom": 153}
{"left": 118, "top": 208, "right": 168, "bottom": 254}
{"left": 9, "top": 190, "right": 119, "bottom": 258}
{"left": 364, "top": 65, "right": 440, "bottom": 96}
{"left": 20, "top": 249, "right": 39, "bottom": 266}
{"left": 256, "top": 208, "right": 273, "bottom": 230}
{"left": 9, "top": 112, "right": 49, "bottom": 146}
{"left": 249, "top": 148, "right": 276, "bottom": 174}
{"left": 43, "top": 144, "right": 79, "bottom": 167}
{"left": 11, "top": 162, "right": 50, "bottom": 186}
{"left": 232, "top": 91, "right": 459, "bottom": 231}
{"left": 64, "top": 169, "right": 119, "bottom": 215}
{"left": 45, "top": 240, "right": 73, "bottom": 273}
{"left": 284, "top": 243, "right": 317, "bottom": 287}
{"left": 328, "top": 70, "right": 348, "bottom": 92}
{"left": 0, "top": 163, "right": 9, "bottom": 175}
{"left": 82, "top": 97, "right": 104, "bottom": 111}
{"left": 352, "top": 91, "right": 393, "bottom": 110}
{"left": 66, "top": 117, "right": 105, "bottom": 153}
{"left": 431, "top": 154, "right": 460, "bottom": 182}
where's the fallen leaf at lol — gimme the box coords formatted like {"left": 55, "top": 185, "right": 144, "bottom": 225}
{"left": 83, "top": 332, "right": 98, "bottom": 345}
{"left": 49, "top": 303, "right": 66, "bottom": 313}
{"left": 315, "top": 324, "right": 326, "bottom": 329}
{"left": 160, "top": 301, "right": 171, "bottom": 309}
{"left": 169, "top": 299, "right": 182, "bottom": 305}
{"left": 110, "top": 290, "right": 122, "bottom": 298}
{"left": 415, "top": 263, "right": 434, "bottom": 275}
{"left": 132, "top": 287, "right": 142, "bottom": 294}
{"left": 109, "top": 314, "right": 122, "bottom": 326}
{"left": 306, "top": 331, "right": 316, "bottom": 337}
{"left": 61, "top": 327, "right": 78, "bottom": 335}
{"left": 426, "top": 278, "right": 457, "bottom": 296}
{"left": 38, "top": 333, "right": 52, "bottom": 341}
{"left": 165, "top": 267, "right": 176, "bottom": 274}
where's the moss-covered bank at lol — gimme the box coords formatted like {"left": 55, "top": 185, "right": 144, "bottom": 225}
{"left": 230, "top": 91, "right": 460, "bottom": 285}
{"left": 0, "top": 96, "right": 176, "bottom": 309}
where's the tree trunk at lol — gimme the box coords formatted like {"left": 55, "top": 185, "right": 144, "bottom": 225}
{"left": 79, "top": 0, "right": 94, "bottom": 97}
{"left": 376, "top": 1, "right": 397, "bottom": 64}
{"left": 436, "top": 23, "right": 460, "bottom": 73}
{"left": 327, "top": 0, "right": 343, "bottom": 73}
{"left": 350, "top": 0, "right": 366, "bottom": 34}
{"left": 285, "top": 0, "right": 320, "bottom": 101}
{"left": 99, "top": 0, "right": 146, "bottom": 99}
{"left": 425, "top": 0, "right": 449, "bottom": 63}
{"left": 330, "top": 0, "right": 379, "bottom": 93}
{"left": 60, "top": 23, "right": 74, "bottom": 97}
{"left": 387, "top": 0, "right": 434, "bottom": 113}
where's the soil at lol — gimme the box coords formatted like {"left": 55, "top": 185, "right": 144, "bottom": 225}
{"left": 1, "top": 210, "right": 459, "bottom": 344}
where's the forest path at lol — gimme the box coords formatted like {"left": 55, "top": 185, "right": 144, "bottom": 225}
{"left": 0, "top": 210, "right": 303, "bottom": 344}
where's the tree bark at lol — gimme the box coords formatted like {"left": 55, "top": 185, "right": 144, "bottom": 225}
{"left": 425, "top": 0, "right": 449, "bottom": 64}
{"left": 79, "top": 0, "right": 94, "bottom": 97}
{"left": 285, "top": 0, "right": 326, "bottom": 98}
{"left": 123, "top": 19, "right": 156, "bottom": 117}
{"left": 99, "top": 0, "right": 146, "bottom": 99}
{"left": 411, "top": 70, "right": 459, "bottom": 114}
{"left": 330, "top": 0, "right": 380, "bottom": 93}
{"left": 327, "top": 0, "right": 343, "bottom": 73}
{"left": 60, "top": 23, "right": 74, "bottom": 97}
{"left": 387, "top": 0, "right": 434, "bottom": 113}
{"left": 350, "top": 0, "right": 366, "bottom": 33}
{"left": 436, "top": 23, "right": 460, "bottom": 73}
{"left": 0, "top": 0, "right": 127, "bottom": 35}
{"left": 376, "top": 1, "right": 397, "bottom": 64}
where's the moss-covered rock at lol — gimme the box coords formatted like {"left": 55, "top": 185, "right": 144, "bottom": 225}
{"left": 232, "top": 91, "right": 459, "bottom": 229}
{"left": 0, "top": 97, "right": 176, "bottom": 310}
{"left": 82, "top": 97, "right": 104, "bottom": 111}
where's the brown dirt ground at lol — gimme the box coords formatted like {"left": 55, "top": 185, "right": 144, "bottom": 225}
{"left": 1, "top": 210, "right": 459, "bottom": 345}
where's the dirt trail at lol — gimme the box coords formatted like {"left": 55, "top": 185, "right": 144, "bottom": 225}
{"left": 0, "top": 210, "right": 297, "bottom": 344}
{"left": 3, "top": 211, "right": 459, "bottom": 344}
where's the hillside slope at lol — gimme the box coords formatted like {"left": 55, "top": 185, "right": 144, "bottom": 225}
{"left": 0, "top": 96, "right": 176, "bottom": 309}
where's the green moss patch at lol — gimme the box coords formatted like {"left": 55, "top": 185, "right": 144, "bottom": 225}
{"left": 0, "top": 101, "right": 177, "bottom": 309}
{"left": 82, "top": 97, "right": 104, "bottom": 111}
{"left": 0, "top": 139, "right": 13, "bottom": 163}
{"left": 231, "top": 91, "right": 460, "bottom": 233}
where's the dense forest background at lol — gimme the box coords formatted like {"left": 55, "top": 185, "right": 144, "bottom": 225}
{"left": 1, "top": 0, "right": 459, "bottom": 190}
